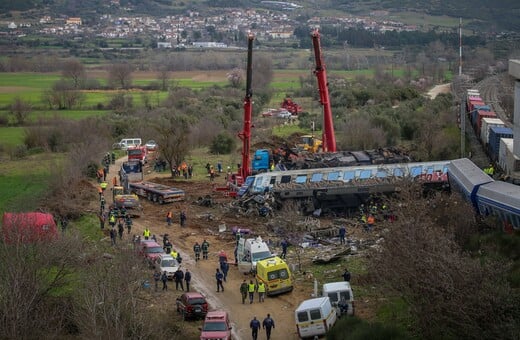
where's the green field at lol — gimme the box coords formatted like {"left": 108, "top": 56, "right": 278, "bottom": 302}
{"left": 0, "top": 154, "right": 55, "bottom": 214}
{"left": 0, "top": 126, "right": 26, "bottom": 148}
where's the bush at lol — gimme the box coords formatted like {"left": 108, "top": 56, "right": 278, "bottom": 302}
{"left": 209, "top": 132, "right": 235, "bottom": 154}
{"left": 327, "top": 317, "right": 411, "bottom": 340}
{"left": 9, "top": 144, "right": 28, "bottom": 159}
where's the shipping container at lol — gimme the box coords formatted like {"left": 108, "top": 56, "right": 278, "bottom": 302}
{"left": 473, "top": 104, "right": 491, "bottom": 112}
{"left": 480, "top": 118, "right": 505, "bottom": 144}
{"left": 499, "top": 138, "right": 520, "bottom": 175}
{"left": 476, "top": 110, "right": 497, "bottom": 133}
{"left": 488, "top": 126, "right": 514, "bottom": 161}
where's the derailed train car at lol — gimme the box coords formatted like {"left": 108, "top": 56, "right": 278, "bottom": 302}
{"left": 448, "top": 158, "right": 520, "bottom": 230}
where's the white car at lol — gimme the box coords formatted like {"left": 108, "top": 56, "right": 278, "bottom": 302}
{"left": 276, "top": 110, "right": 292, "bottom": 119}
{"left": 145, "top": 140, "right": 158, "bottom": 151}
{"left": 154, "top": 254, "right": 179, "bottom": 279}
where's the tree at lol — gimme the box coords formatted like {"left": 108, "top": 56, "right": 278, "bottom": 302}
{"left": 0, "top": 232, "right": 84, "bottom": 338}
{"left": 210, "top": 132, "right": 235, "bottom": 154}
{"left": 154, "top": 110, "right": 192, "bottom": 177}
{"left": 61, "top": 58, "right": 86, "bottom": 89}
{"left": 157, "top": 67, "right": 171, "bottom": 91}
{"left": 9, "top": 96, "right": 31, "bottom": 125}
{"left": 107, "top": 62, "right": 133, "bottom": 89}
{"left": 369, "top": 185, "right": 518, "bottom": 339}
{"left": 227, "top": 68, "right": 243, "bottom": 88}
{"left": 42, "top": 80, "right": 84, "bottom": 110}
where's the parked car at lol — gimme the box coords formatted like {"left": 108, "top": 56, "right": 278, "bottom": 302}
{"left": 154, "top": 254, "right": 179, "bottom": 280}
{"left": 261, "top": 108, "right": 278, "bottom": 117}
{"left": 199, "top": 311, "right": 232, "bottom": 340}
{"left": 275, "top": 110, "right": 292, "bottom": 119}
{"left": 145, "top": 140, "right": 158, "bottom": 151}
{"left": 138, "top": 241, "right": 164, "bottom": 264}
{"left": 176, "top": 292, "right": 208, "bottom": 320}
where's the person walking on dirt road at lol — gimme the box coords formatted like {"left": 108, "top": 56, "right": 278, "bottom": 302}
{"left": 262, "top": 314, "right": 275, "bottom": 340}
{"left": 143, "top": 227, "right": 151, "bottom": 240}
{"left": 174, "top": 268, "right": 184, "bottom": 291}
{"left": 216, "top": 268, "right": 224, "bottom": 292}
{"left": 250, "top": 316, "right": 261, "bottom": 340}
{"left": 161, "top": 271, "right": 168, "bottom": 291}
{"left": 257, "top": 281, "right": 266, "bottom": 302}
{"left": 184, "top": 269, "right": 191, "bottom": 292}
{"left": 193, "top": 242, "right": 201, "bottom": 261}
{"left": 240, "top": 279, "right": 248, "bottom": 304}
{"left": 248, "top": 280, "right": 256, "bottom": 304}
{"left": 153, "top": 270, "right": 161, "bottom": 292}
{"left": 180, "top": 210, "right": 187, "bottom": 227}
{"left": 166, "top": 211, "right": 172, "bottom": 226}
{"left": 202, "top": 239, "right": 210, "bottom": 260}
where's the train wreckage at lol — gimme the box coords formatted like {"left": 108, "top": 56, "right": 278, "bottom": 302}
{"left": 236, "top": 160, "right": 450, "bottom": 214}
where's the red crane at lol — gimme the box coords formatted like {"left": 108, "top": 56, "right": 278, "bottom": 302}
{"left": 311, "top": 29, "right": 336, "bottom": 152}
{"left": 237, "top": 33, "right": 255, "bottom": 180}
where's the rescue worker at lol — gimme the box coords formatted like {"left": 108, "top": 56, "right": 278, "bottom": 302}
{"left": 117, "top": 219, "right": 124, "bottom": 240}
{"left": 343, "top": 268, "right": 351, "bottom": 282}
{"left": 248, "top": 280, "right": 256, "bottom": 304}
{"left": 166, "top": 211, "right": 172, "bottom": 226}
{"left": 240, "top": 279, "right": 248, "bottom": 304}
{"left": 202, "top": 239, "right": 210, "bottom": 260}
{"left": 338, "top": 297, "right": 349, "bottom": 315}
{"left": 153, "top": 270, "right": 161, "bottom": 292}
{"left": 216, "top": 268, "right": 224, "bottom": 292}
{"left": 164, "top": 239, "right": 173, "bottom": 254}
{"left": 170, "top": 249, "right": 178, "bottom": 260}
{"left": 109, "top": 213, "right": 116, "bottom": 228}
{"left": 184, "top": 269, "right": 191, "bottom": 292}
{"left": 100, "top": 181, "right": 108, "bottom": 192}
{"left": 174, "top": 268, "right": 184, "bottom": 291}
{"left": 143, "top": 227, "right": 151, "bottom": 240}
{"left": 97, "top": 186, "right": 103, "bottom": 198}
{"left": 161, "top": 271, "right": 168, "bottom": 291}
{"left": 367, "top": 214, "right": 375, "bottom": 232}
{"left": 180, "top": 210, "right": 186, "bottom": 227}
{"left": 280, "top": 239, "right": 288, "bottom": 259}
{"left": 193, "top": 242, "right": 201, "bottom": 261}
{"left": 339, "top": 225, "right": 346, "bottom": 245}
{"left": 262, "top": 314, "right": 275, "bottom": 340}
{"left": 112, "top": 176, "right": 118, "bottom": 187}
{"left": 100, "top": 196, "right": 106, "bottom": 213}
{"left": 257, "top": 281, "right": 266, "bottom": 302}
{"left": 109, "top": 228, "right": 116, "bottom": 246}
{"left": 125, "top": 215, "right": 132, "bottom": 234}
{"left": 250, "top": 316, "right": 261, "bottom": 340}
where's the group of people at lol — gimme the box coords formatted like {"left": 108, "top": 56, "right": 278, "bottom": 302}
{"left": 240, "top": 279, "right": 266, "bottom": 304}
{"left": 250, "top": 314, "right": 275, "bottom": 340}
{"left": 193, "top": 240, "right": 210, "bottom": 261}
{"left": 166, "top": 210, "right": 187, "bottom": 227}
{"left": 153, "top": 268, "right": 192, "bottom": 292}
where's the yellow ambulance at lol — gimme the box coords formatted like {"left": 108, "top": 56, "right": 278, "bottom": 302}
{"left": 255, "top": 256, "right": 293, "bottom": 296}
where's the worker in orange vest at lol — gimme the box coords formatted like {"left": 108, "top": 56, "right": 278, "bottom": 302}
{"left": 112, "top": 176, "right": 118, "bottom": 187}
{"left": 367, "top": 214, "right": 375, "bottom": 232}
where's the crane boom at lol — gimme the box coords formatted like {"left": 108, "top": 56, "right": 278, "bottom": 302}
{"left": 311, "top": 29, "right": 336, "bottom": 152}
{"left": 238, "top": 33, "right": 255, "bottom": 179}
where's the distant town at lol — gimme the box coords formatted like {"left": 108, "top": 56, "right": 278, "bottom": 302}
{"left": 2, "top": 6, "right": 418, "bottom": 49}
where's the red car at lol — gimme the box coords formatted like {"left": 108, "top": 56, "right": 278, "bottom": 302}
{"left": 200, "top": 310, "right": 232, "bottom": 340}
{"left": 138, "top": 241, "right": 164, "bottom": 264}
{"left": 176, "top": 292, "right": 208, "bottom": 320}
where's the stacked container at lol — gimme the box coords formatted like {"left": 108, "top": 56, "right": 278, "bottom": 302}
{"left": 480, "top": 118, "right": 505, "bottom": 144}
{"left": 488, "top": 126, "right": 513, "bottom": 161}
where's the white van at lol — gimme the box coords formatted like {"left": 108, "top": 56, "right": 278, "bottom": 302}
{"left": 322, "top": 281, "right": 355, "bottom": 316}
{"left": 113, "top": 138, "right": 142, "bottom": 151}
{"left": 237, "top": 236, "right": 272, "bottom": 274}
{"left": 295, "top": 297, "right": 337, "bottom": 339}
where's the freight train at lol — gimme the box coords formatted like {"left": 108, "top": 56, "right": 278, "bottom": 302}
{"left": 465, "top": 89, "right": 519, "bottom": 178}
{"left": 238, "top": 158, "right": 520, "bottom": 230}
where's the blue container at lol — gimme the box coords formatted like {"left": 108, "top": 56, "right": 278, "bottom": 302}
{"left": 473, "top": 104, "right": 491, "bottom": 112}
{"left": 488, "top": 126, "right": 513, "bottom": 161}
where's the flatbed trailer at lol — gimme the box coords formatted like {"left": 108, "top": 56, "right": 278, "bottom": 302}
{"left": 129, "top": 181, "right": 185, "bottom": 204}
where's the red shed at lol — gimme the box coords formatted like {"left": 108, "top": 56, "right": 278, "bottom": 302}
{"left": 2, "top": 212, "right": 58, "bottom": 243}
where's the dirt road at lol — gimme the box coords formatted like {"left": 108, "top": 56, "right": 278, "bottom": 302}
{"left": 108, "top": 157, "right": 312, "bottom": 339}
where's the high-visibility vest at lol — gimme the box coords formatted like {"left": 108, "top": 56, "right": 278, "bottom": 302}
{"left": 171, "top": 251, "right": 178, "bottom": 259}
{"left": 100, "top": 182, "right": 108, "bottom": 190}
{"left": 109, "top": 215, "right": 116, "bottom": 223}
{"left": 248, "top": 283, "right": 256, "bottom": 292}
{"left": 257, "top": 283, "right": 266, "bottom": 293}
{"left": 143, "top": 229, "right": 151, "bottom": 237}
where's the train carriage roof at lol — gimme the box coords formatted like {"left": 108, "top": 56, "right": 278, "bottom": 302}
{"left": 476, "top": 181, "right": 520, "bottom": 212}
{"left": 448, "top": 158, "right": 493, "bottom": 198}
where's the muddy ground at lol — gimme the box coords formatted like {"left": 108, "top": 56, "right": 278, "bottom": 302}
{"left": 99, "top": 157, "right": 375, "bottom": 339}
